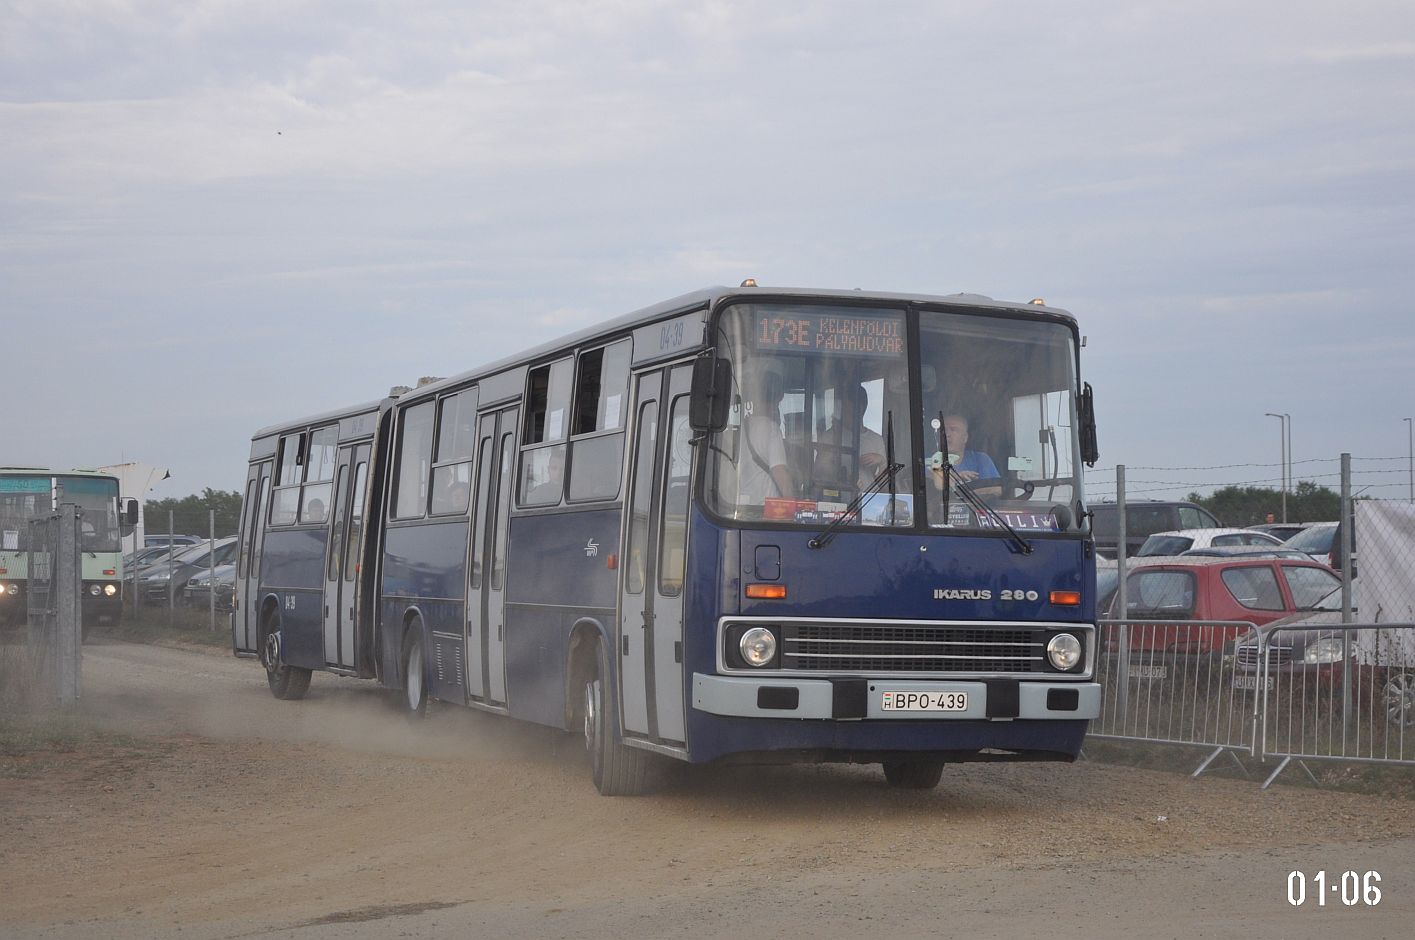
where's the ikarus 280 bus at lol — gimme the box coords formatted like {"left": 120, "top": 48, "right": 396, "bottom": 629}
{"left": 234, "top": 285, "right": 1101, "bottom": 794}
{"left": 0, "top": 467, "right": 138, "bottom": 628}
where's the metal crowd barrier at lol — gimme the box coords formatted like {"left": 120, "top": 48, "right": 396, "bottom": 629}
{"left": 1091, "top": 619, "right": 1415, "bottom": 786}
{"left": 1093, "top": 619, "right": 1260, "bottom": 777}
{"left": 1257, "top": 622, "right": 1415, "bottom": 788}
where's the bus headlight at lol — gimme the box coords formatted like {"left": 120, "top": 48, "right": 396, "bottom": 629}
{"left": 89, "top": 585, "right": 102, "bottom": 596}
{"left": 104, "top": 584, "right": 118, "bottom": 597}
{"left": 1046, "top": 633, "right": 1082, "bottom": 671}
{"left": 739, "top": 627, "right": 778, "bottom": 667}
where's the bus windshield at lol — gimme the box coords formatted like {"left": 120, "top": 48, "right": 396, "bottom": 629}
{"left": 0, "top": 476, "right": 119, "bottom": 553}
{"left": 60, "top": 477, "right": 121, "bottom": 552}
{"left": 704, "top": 302, "right": 1083, "bottom": 532}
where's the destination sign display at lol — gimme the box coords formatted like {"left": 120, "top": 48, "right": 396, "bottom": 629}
{"left": 753, "top": 310, "right": 904, "bottom": 358}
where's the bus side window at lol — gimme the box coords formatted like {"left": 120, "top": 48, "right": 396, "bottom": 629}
{"left": 300, "top": 426, "right": 337, "bottom": 524}
{"left": 625, "top": 400, "right": 658, "bottom": 595}
{"left": 343, "top": 462, "right": 367, "bottom": 582}
{"left": 393, "top": 401, "right": 436, "bottom": 519}
{"left": 658, "top": 395, "right": 691, "bottom": 596}
{"left": 270, "top": 432, "right": 304, "bottom": 526}
{"left": 431, "top": 388, "right": 477, "bottom": 516}
{"left": 568, "top": 340, "right": 630, "bottom": 502}
{"left": 520, "top": 358, "right": 572, "bottom": 506}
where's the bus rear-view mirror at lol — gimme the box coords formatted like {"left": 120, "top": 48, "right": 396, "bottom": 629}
{"left": 689, "top": 357, "right": 732, "bottom": 432}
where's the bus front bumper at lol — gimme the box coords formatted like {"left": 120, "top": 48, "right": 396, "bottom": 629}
{"left": 692, "top": 673, "right": 1100, "bottom": 721}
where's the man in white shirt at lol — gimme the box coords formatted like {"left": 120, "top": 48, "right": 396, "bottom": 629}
{"left": 738, "top": 364, "right": 795, "bottom": 505}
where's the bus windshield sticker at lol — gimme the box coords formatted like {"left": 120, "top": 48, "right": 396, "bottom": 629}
{"left": 753, "top": 311, "right": 904, "bottom": 358}
{"left": 977, "top": 510, "right": 1061, "bottom": 532}
{"left": 3, "top": 530, "right": 17, "bottom": 551}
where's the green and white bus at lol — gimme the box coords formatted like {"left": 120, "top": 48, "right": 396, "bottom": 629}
{"left": 0, "top": 467, "right": 138, "bottom": 628}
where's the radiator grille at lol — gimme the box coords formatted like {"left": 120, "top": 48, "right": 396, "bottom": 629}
{"left": 1236, "top": 645, "right": 1292, "bottom": 668}
{"left": 779, "top": 623, "right": 1047, "bottom": 674}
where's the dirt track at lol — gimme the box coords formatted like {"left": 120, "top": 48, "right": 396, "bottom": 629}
{"left": 3, "top": 640, "right": 1414, "bottom": 939}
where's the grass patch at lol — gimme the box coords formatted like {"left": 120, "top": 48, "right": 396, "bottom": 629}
{"left": 0, "top": 710, "right": 168, "bottom": 778}
{"left": 89, "top": 604, "right": 229, "bottom": 650}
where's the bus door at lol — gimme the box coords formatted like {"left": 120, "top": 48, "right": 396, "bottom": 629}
{"left": 618, "top": 363, "right": 692, "bottom": 744}
{"left": 466, "top": 406, "right": 518, "bottom": 706}
{"left": 322, "top": 443, "right": 369, "bottom": 670}
{"left": 235, "top": 461, "right": 272, "bottom": 653}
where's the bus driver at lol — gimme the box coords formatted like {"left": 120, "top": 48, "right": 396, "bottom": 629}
{"left": 929, "top": 413, "right": 1000, "bottom": 498}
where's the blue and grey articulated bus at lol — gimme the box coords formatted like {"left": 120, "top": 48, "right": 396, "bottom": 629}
{"left": 234, "top": 285, "right": 1101, "bottom": 794}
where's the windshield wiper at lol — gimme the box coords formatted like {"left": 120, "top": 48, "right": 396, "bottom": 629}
{"left": 807, "top": 461, "right": 905, "bottom": 550}
{"left": 809, "top": 412, "right": 903, "bottom": 550}
{"left": 936, "top": 410, "right": 1032, "bottom": 555}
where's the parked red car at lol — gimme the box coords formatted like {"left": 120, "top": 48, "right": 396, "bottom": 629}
{"left": 1108, "top": 556, "right": 1342, "bottom": 654}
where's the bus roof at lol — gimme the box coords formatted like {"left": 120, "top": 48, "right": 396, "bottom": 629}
{"left": 251, "top": 400, "right": 384, "bottom": 443}
{"left": 250, "top": 285, "right": 1076, "bottom": 438}
{"left": 0, "top": 467, "right": 119, "bottom": 480}
{"left": 399, "top": 285, "right": 1076, "bottom": 406}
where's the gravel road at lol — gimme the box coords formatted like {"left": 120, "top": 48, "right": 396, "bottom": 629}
{"left": 2, "top": 639, "right": 1413, "bottom": 939}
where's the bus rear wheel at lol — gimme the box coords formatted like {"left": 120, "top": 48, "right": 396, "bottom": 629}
{"left": 262, "top": 619, "right": 311, "bottom": 701}
{"left": 882, "top": 757, "right": 945, "bottom": 789}
{"left": 584, "top": 637, "right": 649, "bottom": 796}
{"left": 402, "top": 627, "right": 429, "bottom": 718}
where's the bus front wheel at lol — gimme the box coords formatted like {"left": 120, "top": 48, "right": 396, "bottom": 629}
{"left": 584, "top": 638, "right": 649, "bottom": 796}
{"left": 882, "top": 757, "right": 945, "bottom": 789}
{"left": 262, "top": 619, "right": 311, "bottom": 701}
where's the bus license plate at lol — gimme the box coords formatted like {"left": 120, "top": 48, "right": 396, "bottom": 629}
{"left": 881, "top": 690, "right": 969, "bottom": 711}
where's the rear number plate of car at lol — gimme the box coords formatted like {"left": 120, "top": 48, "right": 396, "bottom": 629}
{"left": 881, "top": 691, "right": 969, "bottom": 711}
{"left": 1232, "top": 675, "right": 1274, "bottom": 692}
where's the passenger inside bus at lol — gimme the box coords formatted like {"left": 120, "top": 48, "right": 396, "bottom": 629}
{"left": 813, "top": 383, "right": 886, "bottom": 493}
{"left": 738, "top": 361, "right": 795, "bottom": 504}
{"left": 305, "top": 498, "right": 326, "bottom": 523}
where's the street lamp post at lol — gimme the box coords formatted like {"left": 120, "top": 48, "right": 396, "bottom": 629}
{"left": 1405, "top": 417, "right": 1413, "bottom": 503}
{"left": 1265, "top": 412, "right": 1289, "bottom": 522}
{"left": 1284, "top": 412, "right": 1291, "bottom": 519}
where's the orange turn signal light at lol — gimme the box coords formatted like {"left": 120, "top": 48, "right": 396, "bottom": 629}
{"left": 745, "top": 583, "right": 787, "bottom": 599}
{"left": 1050, "top": 590, "right": 1082, "bottom": 606}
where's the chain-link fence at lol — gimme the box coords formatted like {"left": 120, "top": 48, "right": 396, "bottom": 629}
{"left": 1088, "top": 455, "right": 1415, "bottom": 784}
{"left": 126, "top": 509, "right": 233, "bottom": 632}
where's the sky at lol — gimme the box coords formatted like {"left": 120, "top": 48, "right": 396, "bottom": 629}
{"left": 5, "top": 1, "right": 1415, "bottom": 503}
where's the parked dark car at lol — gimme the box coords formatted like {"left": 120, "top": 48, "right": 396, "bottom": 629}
{"left": 1281, "top": 522, "right": 1339, "bottom": 564}
{"left": 1090, "top": 500, "right": 1223, "bottom": 560}
{"left": 1234, "top": 590, "right": 1413, "bottom": 727}
{"left": 183, "top": 562, "right": 236, "bottom": 611}
{"left": 138, "top": 537, "right": 238, "bottom": 605}
{"left": 1327, "top": 519, "right": 1357, "bottom": 577}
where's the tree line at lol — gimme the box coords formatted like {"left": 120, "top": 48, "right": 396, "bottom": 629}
{"left": 143, "top": 489, "right": 242, "bottom": 538}
{"left": 1185, "top": 481, "right": 1341, "bottom": 526}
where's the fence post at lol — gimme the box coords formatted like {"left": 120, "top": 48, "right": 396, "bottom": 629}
{"left": 1340, "top": 453, "right": 1353, "bottom": 742}
{"left": 209, "top": 508, "right": 216, "bottom": 633}
{"left": 55, "top": 504, "right": 81, "bottom": 705}
{"left": 167, "top": 508, "right": 176, "bottom": 624}
{"left": 1115, "top": 464, "right": 1129, "bottom": 714}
